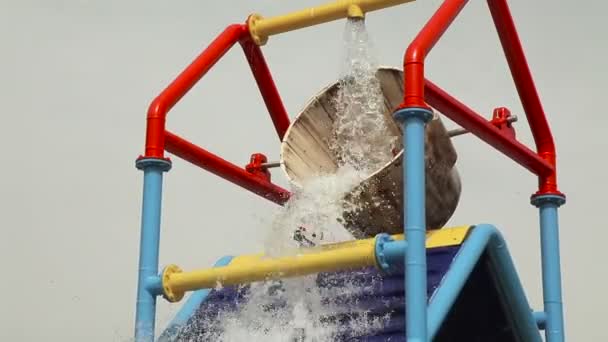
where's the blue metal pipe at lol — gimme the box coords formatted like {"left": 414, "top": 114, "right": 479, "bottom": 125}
{"left": 394, "top": 107, "right": 432, "bottom": 342}
{"left": 427, "top": 224, "right": 542, "bottom": 342}
{"left": 145, "top": 275, "right": 163, "bottom": 296}
{"left": 485, "top": 225, "right": 544, "bottom": 342}
{"left": 134, "top": 158, "right": 171, "bottom": 342}
{"left": 532, "top": 194, "right": 566, "bottom": 342}
{"left": 427, "top": 225, "right": 491, "bottom": 338}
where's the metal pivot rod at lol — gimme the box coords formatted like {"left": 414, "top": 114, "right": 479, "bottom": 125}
{"left": 448, "top": 115, "right": 518, "bottom": 138}
{"left": 532, "top": 194, "right": 566, "bottom": 342}
{"left": 134, "top": 158, "right": 171, "bottom": 342}
{"left": 394, "top": 107, "right": 433, "bottom": 342}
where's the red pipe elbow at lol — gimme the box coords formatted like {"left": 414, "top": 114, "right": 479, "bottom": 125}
{"left": 400, "top": 0, "right": 468, "bottom": 109}
{"left": 145, "top": 98, "right": 169, "bottom": 158}
{"left": 403, "top": 47, "right": 427, "bottom": 108}
{"left": 142, "top": 24, "right": 248, "bottom": 159}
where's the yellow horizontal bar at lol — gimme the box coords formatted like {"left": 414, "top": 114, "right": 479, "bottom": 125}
{"left": 228, "top": 226, "right": 469, "bottom": 267}
{"left": 162, "top": 239, "right": 377, "bottom": 302}
{"left": 248, "top": 0, "right": 416, "bottom": 45}
{"left": 162, "top": 225, "right": 471, "bottom": 302}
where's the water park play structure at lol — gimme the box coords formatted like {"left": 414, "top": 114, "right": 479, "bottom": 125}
{"left": 133, "top": 0, "right": 566, "bottom": 341}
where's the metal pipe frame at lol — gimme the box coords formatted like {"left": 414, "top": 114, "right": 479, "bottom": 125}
{"left": 400, "top": 0, "right": 566, "bottom": 340}
{"left": 135, "top": 25, "right": 293, "bottom": 340}
{"left": 401, "top": 0, "right": 562, "bottom": 197}
{"left": 143, "top": 23, "right": 291, "bottom": 204}
{"left": 135, "top": 0, "right": 567, "bottom": 340}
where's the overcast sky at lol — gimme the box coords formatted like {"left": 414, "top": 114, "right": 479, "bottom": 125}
{"left": 2, "top": 0, "right": 606, "bottom": 341}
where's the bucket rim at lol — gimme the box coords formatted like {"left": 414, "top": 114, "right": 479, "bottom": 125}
{"left": 279, "top": 66, "right": 422, "bottom": 189}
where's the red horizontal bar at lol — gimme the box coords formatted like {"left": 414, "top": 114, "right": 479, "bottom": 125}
{"left": 164, "top": 130, "right": 291, "bottom": 205}
{"left": 145, "top": 24, "right": 248, "bottom": 158}
{"left": 240, "top": 37, "right": 291, "bottom": 141}
{"left": 487, "top": 0, "right": 559, "bottom": 195}
{"left": 425, "top": 79, "right": 554, "bottom": 177}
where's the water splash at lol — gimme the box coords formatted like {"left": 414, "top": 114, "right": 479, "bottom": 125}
{"left": 331, "top": 18, "right": 398, "bottom": 175}
{"left": 264, "top": 18, "right": 398, "bottom": 255}
{"left": 264, "top": 166, "right": 361, "bottom": 257}
{"left": 178, "top": 274, "right": 388, "bottom": 342}
{"left": 191, "top": 19, "right": 396, "bottom": 341}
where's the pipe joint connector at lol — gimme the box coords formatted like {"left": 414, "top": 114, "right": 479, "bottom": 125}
{"left": 144, "top": 276, "right": 164, "bottom": 296}
{"left": 375, "top": 234, "right": 407, "bottom": 275}
{"left": 247, "top": 14, "right": 267, "bottom": 46}
{"left": 530, "top": 194, "right": 566, "bottom": 208}
{"left": 161, "top": 264, "right": 184, "bottom": 303}
{"left": 374, "top": 233, "right": 394, "bottom": 272}
{"left": 393, "top": 107, "right": 433, "bottom": 124}
{"left": 533, "top": 311, "right": 547, "bottom": 330}
{"left": 347, "top": 5, "right": 364, "bottom": 19}
{"left": 135, "top": 157, "right": 172, "bottom": 172}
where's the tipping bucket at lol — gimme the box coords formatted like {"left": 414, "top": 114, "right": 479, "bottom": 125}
{"left": 280, "top": 67, "right": 461, "bottom": 238}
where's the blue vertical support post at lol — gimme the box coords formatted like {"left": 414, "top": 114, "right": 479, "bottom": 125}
{"left": 134, "top": 157, "right": 172, "bottom": 342}
{"left": 394, "top": 107, "right": 433, "bottom": 342}
{"left": 531, "top": 194, "right": 566, "bottom": 342}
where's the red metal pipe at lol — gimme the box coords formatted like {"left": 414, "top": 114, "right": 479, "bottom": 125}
{"left": 401, "top": 0, "right": 468, "bottom": 108}
{"left": 145, "top": 24, "right": 248, "bottom": 158}
{"left": 425, "top": 79, "right": 554, "bottom": 177}
{"left": 164, "top": 130, "right": 291, "bottom": 204}
{"left": 402, "top": 0, "right": 560, "bottom": 195}
{"left": 487, "top": 0, "right": 559, "bottom": 195}
{"left": 141, "top": 23, "right": 293, "bottom": 204}
{"left": 240, "top": 36, "right": 291, "bottom": 141}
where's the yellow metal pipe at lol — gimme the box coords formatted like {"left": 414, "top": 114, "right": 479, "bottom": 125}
{"left": 226, "top": 226, "right": 470, "bottom": 268}
{"left": 161, "top": 226, "right": 471, "bottom": 302}
{"left": 162, "top": 237, "right": 378, "bottom": 302}
{"left": 248, "top": 0, "right": 416, "bottom": 45}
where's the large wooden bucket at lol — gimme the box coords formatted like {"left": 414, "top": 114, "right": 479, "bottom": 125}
{"left": 280, "top": 67, "right": 461, "bottom": 238}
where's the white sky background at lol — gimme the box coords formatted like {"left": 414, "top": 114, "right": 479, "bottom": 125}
{"left": 1, "top": 0, "right": 606, "bottom": 340}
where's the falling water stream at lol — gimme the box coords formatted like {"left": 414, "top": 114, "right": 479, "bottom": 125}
{"left": 180, "top": 19, "right": 398, "bottom": 342}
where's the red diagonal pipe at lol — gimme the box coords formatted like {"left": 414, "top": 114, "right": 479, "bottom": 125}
{"left": 240, "top": 36, "right": 291, "bottom": 141}
{"left": 425, "top": 79, "right": 553, "bottom": 177}
{"left": 165, "top": 130, "right": 290, "bottom": 204}
{"left": 487, "top": 0, "right": 559, "bottom": 195}
{"left": 145, "top": 24, "right": 248, "bottom": 158}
